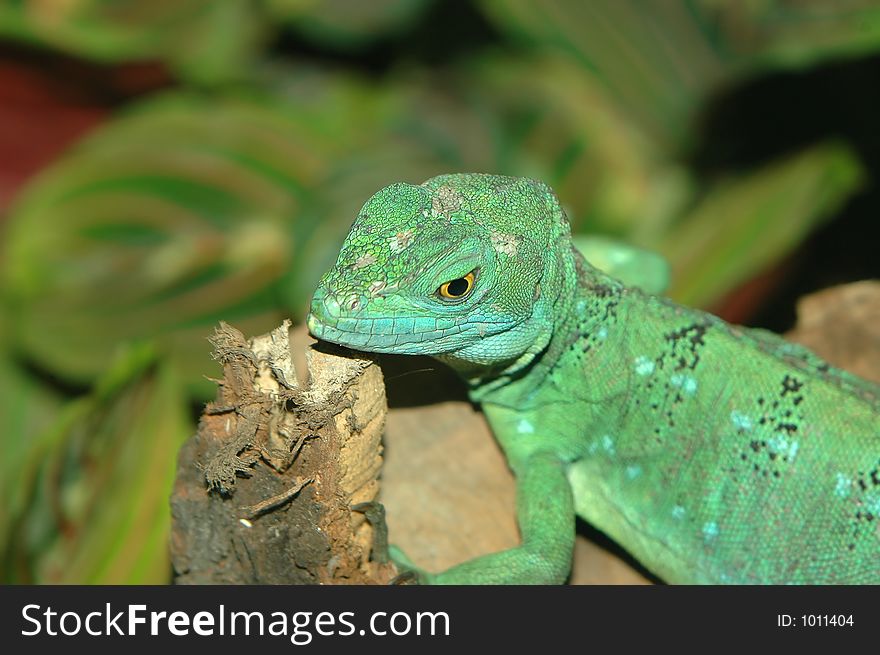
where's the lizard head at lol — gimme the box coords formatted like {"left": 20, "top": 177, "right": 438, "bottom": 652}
{"left": 308, "top": 173, "right": 575, "bottom": 372}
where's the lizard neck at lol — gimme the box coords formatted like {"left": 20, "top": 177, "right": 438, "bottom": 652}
{"left": 461, "top": 245, "right": 618, "bottom": 404}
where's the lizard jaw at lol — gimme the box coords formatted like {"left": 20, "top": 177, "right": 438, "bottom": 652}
{"left": 306, "top": 309, "right": 474, "bottom": 355}
{"left": 307, "top": 273, "right": 519, "bottom": 359}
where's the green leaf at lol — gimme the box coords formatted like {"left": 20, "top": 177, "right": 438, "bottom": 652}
{"left": 1, "top": 92, "right": 343, "bottom": 396}
{"left": 0, "top": 0, "right": 266, "bottom": 84}
{"left": 3, "top": 346, "right": 190, "bottom": 584}
{"left": 480, "top": 0, "right": 880, "bottom": 151}
{"left": 0, "top": 359, "right": 63, "bottom": 550}
{"left": 661, "top": 142, "right": 864, "bottom": 307}
{"left": 267, "top": 0, "right": 434, "bottom": 48}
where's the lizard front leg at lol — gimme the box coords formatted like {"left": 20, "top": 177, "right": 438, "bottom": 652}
{"left": 425, "top": 451, "right": 575, "bottom": 584}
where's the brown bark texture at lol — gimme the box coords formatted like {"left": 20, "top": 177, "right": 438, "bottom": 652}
{"left": 171, "top": 321, "right": 396, "bottom": 584}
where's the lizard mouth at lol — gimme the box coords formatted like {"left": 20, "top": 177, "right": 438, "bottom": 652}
{"left": 306, "top": 310, "right": 472, "bottom": 354}
{"left": 307, "top": 281, "right": 519, "bottom": 356}
{"left": 306, "top": 291, "right": 471, "bottom": 355}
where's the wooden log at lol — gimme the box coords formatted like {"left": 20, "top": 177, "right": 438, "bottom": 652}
{"left": 170, "top": 321, "right": 396, "bottom": 584}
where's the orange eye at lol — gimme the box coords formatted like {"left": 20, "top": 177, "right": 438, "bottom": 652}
{"left": 438, "top": 270, "right": 476, "bottom": 300}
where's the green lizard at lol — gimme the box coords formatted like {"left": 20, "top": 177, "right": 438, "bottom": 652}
{"left": 307, "top": 173, "right": 880, "bottom": 584}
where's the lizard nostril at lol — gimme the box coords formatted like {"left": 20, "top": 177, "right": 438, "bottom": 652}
{"left": 345, "top": 294, "right": 361, "bottom": 312}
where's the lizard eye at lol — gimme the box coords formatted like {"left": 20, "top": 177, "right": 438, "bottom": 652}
{"left": 437, "top": 270, "right": 477, "bottom": 301}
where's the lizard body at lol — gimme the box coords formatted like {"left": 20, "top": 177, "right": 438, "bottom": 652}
{"left": 308, "top": 173, "right": 880, "bottom": 584}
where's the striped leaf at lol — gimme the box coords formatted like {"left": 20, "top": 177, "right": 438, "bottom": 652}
{"left": 0, "top": 91, "right": 349, "bottom": 396}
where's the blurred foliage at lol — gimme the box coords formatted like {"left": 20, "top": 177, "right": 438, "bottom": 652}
{"left": 0, "top": 0, "right": 266, "bottom": 85}
{"left": 2, "top": 92, "right": 321, "bottom": 396}
{"left": 0, "top": 0, "right": 878, "bottom": 582}
{"left": 0, "top": 0, "right": 433, "bottom": 83}
{"left": 2, "top": 345, "right": 188, "bottom": 583}
{"left": 482, "top": 0, "right": 880, "bottom": 150}
{"left": 266, "top": 0, "right": 434, "bottom": 48}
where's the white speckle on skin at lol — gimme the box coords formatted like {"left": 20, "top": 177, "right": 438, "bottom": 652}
{"left": 634, "top": 356, "right": 655, "bottom": 376}
{"left": 730, "top": 410, "right": 753, "bottom": 432}
{"left": 601, "top": 434, "right": 615, "bottom": 455}
{"left": 490, "top": 231, "right": 520, "bottom": 256}
{"left": 834, "top": 473, "right": 852, "bottom": 499}
{"left": 670, "top": 373, "right": 697, "bottom": 395}
{"left": 432, "top": 185, "right": 463, "bottom": 217}
{"left": 352, "top": 253, "right": 377, "bottom": 270}
{"left": 702, "top": 521, "right": 719, "bottom": 542}
{"left": 625, "top": 465, "right": 642, "bottom": 479}
{"left": 672, "top": 505, "right": 686, "bottom": 520}
{"left": 389, "top": 230, "right": 414, "bottom": 252}
{"left": 517, "top": 419, "right": 534, "bottom": 434}
{"left": 768, "top": 435, "right": 799, "bottom": 461}
{"left": 597, "top": 326, "right": 608, "bottom": 341}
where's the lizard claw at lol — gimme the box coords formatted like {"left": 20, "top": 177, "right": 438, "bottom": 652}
{"left": 388, "top": 544, "right": 434, "bottom": 585}
{"left": 389, "top": 570, "right": 421, "bottom": 585}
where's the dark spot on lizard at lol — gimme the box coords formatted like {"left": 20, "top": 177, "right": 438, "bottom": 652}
{"left": 661, "top": 322, "right": 710, "bottom": 372}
